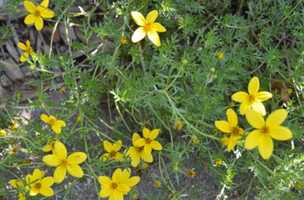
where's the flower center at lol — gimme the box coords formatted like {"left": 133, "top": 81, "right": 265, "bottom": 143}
{"left": 34, "top": 183, "right": 41, "bottom": 190}
{"left": 111, "top": 183, "right": 118, "bottom": 189}
{"left": 231, "top": 127, "right": 240, "bottom": 136}
{"left": 249, "top": 94, "right": 256, "bottom": 102}
{"left": 136, "top": 146, "right": 144, "bottom": 153}
{"left": 261, "top": 126, "right": 269, "bottom": 134}
{"left": 51, "top": 141, "right": 55, "bottom": 148}
{"left": 60, "top": 159, "right": 68, "bottom": 167}
{"left": 144, "top": 23, "right": 152, "bottom": 31}
{"left": 34, "top": 10, "right": 41, "bottom": 17}
{"left": 109, "top": 150, "right": 116, "bottom": 157}
{"left": 145, "top": 138, "right": 152, "bottom": 144}
{"left": 49, "top": 119, "right": 55, "bottom": 125}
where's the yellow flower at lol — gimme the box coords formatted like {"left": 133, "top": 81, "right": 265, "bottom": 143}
{"left": 42, "top": 138, "right": 58, "bottom": 153}
{"left": 154, "top": 181, "right": 161, "bottom": 188}
{"left": 58, "top": 87, "right": 66, "bottom": 94}
{"left": 287, "top": 88, "right": 292, "bottom": 94}
{"left": 42, "top": 141, "right": 87, "bottom": 183}
{"left": 192, "top": 136, "right": 199, "bottom": 144}
{"left": 186, "top": 169, "right": 196, "bottom": 177}
{"left": 9, "top": 176, "right": 31, "bottom": 200}
{"left": 134, "top": 128, "right": 162, "bottom": 155}
{"left": 126, "top": 133, "right": 153, "bottom": 167}
{"left": 173, "top": 119, "right": 183, "bottom": 130}
{"left": 27, "top": 169, "right": 54, "bottom": 197}
{"left": 0, "top": 129, "right": 6, "bottom": 136}
{"left": 296, "top": 183, "right": 303, "bottom": 189}
{"left": 131, "top": 10, "right": 166, "bottom": 46}
{"left": 232, "top": 76, "right": 272, "bottom": 116}
{"left": 23, "top": 0, "right": 54, "bottom": 31}
{"left": 11, "top": 124, "right": 17, "bottom": 130}
{"left": 120, "top": 36, "right": 127, "bottom": 44}
{"left": 215, "top": 159, "right": 222, "bottom": 165}
{"left": 215, "top": 109, "right": 244, "bottom": 152}
{"left": 98, "top": 168, "right": 140, "bottom": 199}
{"left": 41, "top": 114, "right": 66, "bottom": 134}
{"left": 76, "top": 116, "right": 82, "bottom": 122}
{"left": 216, "top": 52, "right": 224, "bottom": 60}
{"left": 100, "top": 140, "right": 123, "bottom": 161}
{"left": 244, "top": 108, "right": 292, "bottom": 159}
{"left": 18, "top": 40, "right": 36, "bottom": 62}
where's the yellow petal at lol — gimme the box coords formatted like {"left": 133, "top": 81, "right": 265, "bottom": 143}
{"left": 244, "top": 130, "right": 263, "bottom": 150}
{"left": 132, "top": 133, "right": 141, "bottom": 145}
{"left": 98, "top": 176, "right": 112, "bottom": 187}
{"left": 24, "top": 1, "right": 36, "bottom": 14}
{"left": 40, "top": 0, "right": 49, "bottom": 9}
{"left": 9, "top": 179, "right": 24, "bottom": 188}
{"left": 26, "top": 40, "right": 31, "bottom": 48}
{"left": 131, "top": 11, "right": 146, "bottom": 26}
{"left": 227, "top": 108, "right": 238, "bottom": 127}
{"left": 232, "top": 128, "right": 243, "bottom": 141}
{"left": 100, "top": 153, "right": 110, "bottom": 161}
{"left": 54, "top": 165, "right": 66, "bottom": 183}
{"left": 41, "top": 9, "right": 54, "bottom": 18}
{"left": 144, "top": 144, "right": 152, "bottom": 155}
{"left": 52, "top": 125, "right": 62, "bottom": 134}
{"left": 239, "top": 100, "right": 251, "bottom": 115}
{"left": 32, "top": 168, "right": 41, "bottom": 181}
{"left": 124, "top": 176, "right": 140, "bottom": 187}
{"left": 146, "top": 10, "right": 158, "bottom": 24}
{"left": 113, "top": 140, "right": 122, "bottom": 151}
{"left": 30, "top": 187, "right": 39, "bottom": 196}
{"left": 151, "top": 22, "right": 166, "bottom": 32}
{"left": 99, "top": 186, "right": 112, "bottom": 198}
{"left": 130, "top": 152, "right": 140, "bottom": 167}
{"left": 34, "top": 17, "right": 44, "bottom": 31}
{"left": 112, "top": 168, "right": 121, "bottom": 182}
{"left": 42, "top": 144, "right": 53, "bottom": 152}
{"left": 232, "top": 91, "right": 249, "bottom": 103}
{"left": 39, "top": 186, "right": 54, "bottom": 197}
{"left": 251, "top": 101, "right": 266, "bottom": 116}
{"left": 42, "top": 154, "right": 61, "bottom": 166}
{"left": 215, "top": 120, "right": 231, "bottom": 133}
{"left": 53, "top": 141, "right": 67, "bottom": 160}
{"left": 147, "top": 31, "right": 161, "bottom": 46}
{"left": 134, "top": 138, "right": 146, "bottom": 147}
{"left": 18, "top": 42, "right": 27, "bottom": 51}
{"left": 151, "top": 140, "right": 162, "bottom": 151}
{"left": 67, "top": 164, "right": 83, "bottom": 178}
{"left": 111, "top": 189, "right": 124, "bottom": 200}
{"left": 266, "top": 109, "right": 287, "bottom": 127}
{"left": 120, "top": 168, "right": 131, "bottom": 183}
{"left": 20, "top": 53, "right": 29, "bottom": 62}
{"left": 143, "top": 127, "right": 150, "bottom": 138}
{"left": 245, "top": 108, "right": 265, "bottom": 129}
{"left": 248, "top": 76, "right": 260, "bottom": 95}
{"left": 227, "top": 138, "right": 236, "bottom": 152}
{"left": 255, "top": 91, "right": 272, "bottom": 102}
{"left": 104, "top": 141, "right": 113, "bottom": 152}
{"left": 142, "top": 153, "right": 153, "bottom": 163}
{"left": 258, "top": 134, "right": 273, "bottom": 159}
{"left": 40, "top": 177, "right": 54, "bottom": 187}
{"left": 149, "top": 129, "right": 160, "bottom": 140}
{"left": 269, "top": 126, "right": 292, "bottom": 141}
{"left": 67, "top": 152, "right": 87, "bottom": 164}
{"left": 55, "top": 120, "right": 66, "bottom": 127}
{"left": 114, "top": 152, "right": 123, "bottom": 161}
{"left": 40, "top": 114, "right": 49, "bottom": 123}
{"left": 117, "top": 183, "right": 131, "bottom": 194}
{"left": 221, "top": 136, "right": 229, "bottom": 145}
{"left": 24, "top": 14, "right": 37, "bottom": 25}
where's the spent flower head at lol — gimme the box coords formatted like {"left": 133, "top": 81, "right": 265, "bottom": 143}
{"left": 215, "top": 109, "right": 243, "bottom": 152}
{"left": 23, "top": 0, "right": 54, "bottom": 30}
{"left": 42, "top": 141, "right": 87, "bottom": 183}
{"left": 131, "top": 10, "right": 166, "bottom": 46}
{"left": 244, "top": 108, "right": 292, "bottom": 159}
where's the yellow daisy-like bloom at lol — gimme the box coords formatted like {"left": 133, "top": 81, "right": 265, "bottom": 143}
{"left": 100, "top": 140, "right": 124, "bottom": 161}
{"left": 215, "top": 109, "right": 244, "bottom": 152}
{"left": 216, "top": 52, "right": 224, "bottom": 60}
{"left": 173, "top": 119, "right": 183, "bottom": 131}
{"left": 18, "top": 40, "right": 36, "bottom": 62}
{"left": 23, "top": 0, "right": 54, "bottom": 31}
{"left": 120, "top": 36, "right": 127, "bottom": 44}
{"left": 41, "top": 114, "right": 66, "bottom": 134}
{"left": 215, "top": 158, "right": 222, "bottom": 165}
{"left": 28, "top": 169, "right": 54, "bottom": 197}
{"left": 134, "top": 128, "right": 162, "bottom": 155}
{"left": 42, "top": 141, "right": 87, "bottom": 183}
{"left": 76, "top": 116, "right": 82, "bottom": 122}
{"left": 244, "top": 108, "right": 292, "bottom": 159}
{"left": 232, "top": 76, "right": 272, "bottom": 116}
{"left": 42, "top": 138, "right": 58, "bottom": 153}
{"left": 0, "top": 129, "right": 6, "bottom": 136}
{"left": 98, "top": 168, "right": 140, "bottom": 199}
{"left": 9, "top": 177, "right": 31, "bottom": 200}
{"left": 186, "top": 169, "right": 196, "bottom": 177}
{"left": 131, "top": 10, "right": 166, "bottom": 47}
{"left": 126, "top": 133, "right": 153, "bottom": 167}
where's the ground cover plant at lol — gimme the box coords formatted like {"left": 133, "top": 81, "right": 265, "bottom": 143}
{"left": 0, "top": 0, "right": 304, "bottom": 199}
